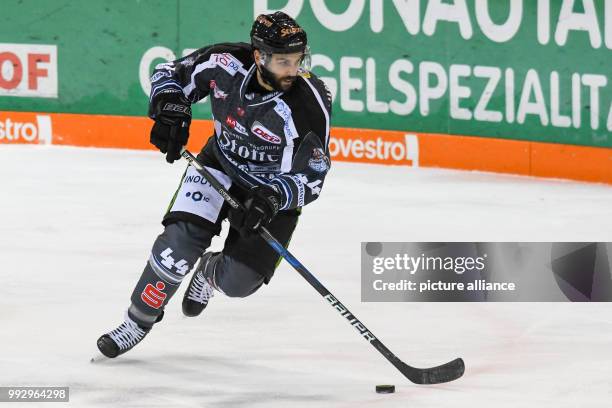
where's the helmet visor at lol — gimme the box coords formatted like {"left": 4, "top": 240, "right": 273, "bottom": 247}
{"left": 260, "top": 45, "right": 311, "bottom": 73}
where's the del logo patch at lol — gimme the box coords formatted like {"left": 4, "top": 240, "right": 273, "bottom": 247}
{"left": 251, "top": 121, "right": 281, "bottom": 144}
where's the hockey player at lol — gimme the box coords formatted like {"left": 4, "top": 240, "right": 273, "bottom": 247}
{"left": 96, "top": 12, "right": 332, "bottom": 358}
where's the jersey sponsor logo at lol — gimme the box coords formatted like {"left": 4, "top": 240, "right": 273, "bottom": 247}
{"left": 225, "top": 115, "right": 248, "bottom": 136}
{"left": 288, "top": 174, "right": 306, "bottom": 206}
{"left": 184, "top": 174, "right": 212, "bottom": 186}
{"left": 0, "top": 43, "right": 57, "bottom": 98}
{"left": 218, "top": 130, "right": 281, "bottom": 162}
{"left": 273, "top": 100, "right": 299, "bottom": 140}
{"left": 212, "top": 53, "right": 242, "bottom": 76}
{"left": 297, "top": 173, "right": 322, "bottom": 196}
{"left": 209, "top": 80, "right": 228, "bottom": 100}
{"left": 245, "top": 91, "right": 280, "bottom": 102}
{"left": 251, "top": 121, "right": 282, "bottom": 144}
{"left": 141, "top": 281, "right": 167, "bottom": 309}
{"left": 212, "top": 87, "right": 228, "bottom": 100}
{"left": 247, "top": 162, "right": 281, "bottom": 174}
{"left": 308, "top": 147, "right": 330, "bottom": 172}
{"left": 261, "top": 92, "right": 280, "bottom": 102}
{"left": 185, "top": 191, "right": 210, "bottom": 202}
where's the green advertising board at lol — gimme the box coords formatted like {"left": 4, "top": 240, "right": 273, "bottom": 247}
{"left": 1, "top": 0, "right": 611, "bottom": 147}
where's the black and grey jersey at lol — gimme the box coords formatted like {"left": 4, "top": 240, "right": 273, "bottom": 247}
{"left": 149, "top": 42, "right": 332, "bottom": 210}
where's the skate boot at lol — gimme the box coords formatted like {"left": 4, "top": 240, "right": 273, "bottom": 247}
{"left": 97, "top": 311, "right": 163, "bottom": 358}
{"left": 182, "top": 252, "right": 216, "bottom": 317}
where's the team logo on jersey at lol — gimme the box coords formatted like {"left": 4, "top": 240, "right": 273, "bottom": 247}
{"left": 225, "top": 115, "right": 248, "bottom": 136}
{"left": 308, "top": 148, "right": 330, "bottom": 173}
{"left": 141, "top": 281, "right": 167, "bottom": 309}
{"left": 251, "top": 121, "right": 281, "bottom": 144}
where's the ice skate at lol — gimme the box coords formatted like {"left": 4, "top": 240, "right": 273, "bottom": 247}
{"left": 96, "top": 312, "right": 159, "bottom": 358}
{"left": 182, "top": 252, "right": 216, "bottom": 317}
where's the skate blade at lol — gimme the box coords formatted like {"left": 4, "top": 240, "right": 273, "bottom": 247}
{"left": 90, "top": 352, "right": 109, "bottom": 364}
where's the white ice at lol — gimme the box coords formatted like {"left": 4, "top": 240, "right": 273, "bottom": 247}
{"left": 1, "top": 145, "right": 611, "bottom": 407}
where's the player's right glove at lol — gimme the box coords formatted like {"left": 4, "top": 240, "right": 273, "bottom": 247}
{"left": 229, "top": 184, "right": 281, "bottom": 237}
{"left": 149, "top": 91, "right": 192, "bottom": 163}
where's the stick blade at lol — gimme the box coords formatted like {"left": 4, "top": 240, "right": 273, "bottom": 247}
{"left": 400, "top": 357, "right": 465, "bottom": 384}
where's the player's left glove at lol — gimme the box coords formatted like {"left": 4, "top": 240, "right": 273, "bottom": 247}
{"left": 229, "top": 184, "right": 281, "bottom": 237}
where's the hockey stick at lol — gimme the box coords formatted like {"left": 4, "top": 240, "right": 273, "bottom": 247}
{"left": 181, "top": 148, "right": 465, "bottom": 384}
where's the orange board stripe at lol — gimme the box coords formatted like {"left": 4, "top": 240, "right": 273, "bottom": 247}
{"left": 1, "top": 111, "right": 611, "bottom": 185}
{"left": 50, "top": 112, "right": 213, "bottom": 152}
{"left": 531, "top": 142, "right": 612, "bottom": 184}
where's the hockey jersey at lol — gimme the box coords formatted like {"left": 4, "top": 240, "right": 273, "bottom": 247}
{"left": 149, "top": 42, "right": 332, "bottom": 211}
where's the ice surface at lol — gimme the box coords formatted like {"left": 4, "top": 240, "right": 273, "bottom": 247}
{"left": 1, "top": 145, "right": 611, "bottom": 407}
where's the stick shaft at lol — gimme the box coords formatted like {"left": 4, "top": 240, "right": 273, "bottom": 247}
{"left": 180, "top": 149, "right": 464, "bottom": 384}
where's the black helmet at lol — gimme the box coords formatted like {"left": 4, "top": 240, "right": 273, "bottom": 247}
{"left": 250, "top": 12, "right": 307, "bottom": 54}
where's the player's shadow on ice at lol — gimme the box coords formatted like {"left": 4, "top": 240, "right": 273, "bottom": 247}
{"left": 93, "top": 353, "right": 334, "bottom": 406}
{"left": 101, "top": 353, "right": 255, "bottom": 379}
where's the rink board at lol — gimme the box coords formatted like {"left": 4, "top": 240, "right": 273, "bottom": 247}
{"left": 0, "top": 110, "right": 611, "bottom": 185}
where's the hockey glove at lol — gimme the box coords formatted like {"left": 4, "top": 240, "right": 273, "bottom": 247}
{"left": 149, "top": 92, "right": 192, "bottom": 163}
{"left": 229, "top": 185, "right": 281, "bottom": 237}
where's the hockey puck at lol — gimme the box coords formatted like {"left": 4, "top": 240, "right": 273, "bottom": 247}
{"left": 375, "top": 385, "right": 395, "bottom": 394}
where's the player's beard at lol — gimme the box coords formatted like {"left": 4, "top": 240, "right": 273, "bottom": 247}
{"left": 276, "top": 75, "right": 297, "bottom": 91}
{"left": 259, "top": 65, "right": 297, "bottom": 92}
